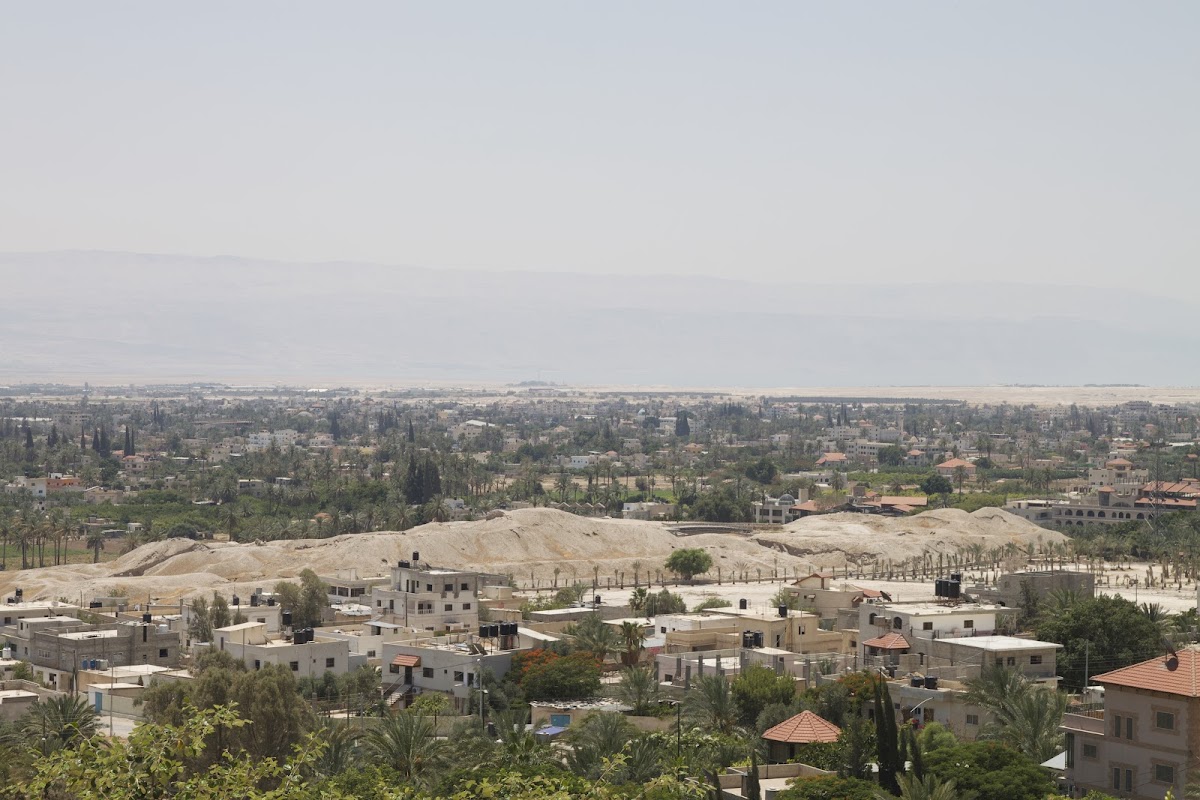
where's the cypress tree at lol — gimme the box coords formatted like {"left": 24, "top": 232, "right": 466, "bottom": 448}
{"left": 48, "top": 424, "right": 59, "bottom": 448}
{"left": 407, "top": 418, "right": 416, "bottom": 443}
{"left": 874, "top": 678, "right": 901, "bottom": 794}
{"left": 422, "top": 457, "right": 441, "bottom": 502}
{"left": 124, "top": 427, "right": 131, "bottom": 456}
{"left": 329, "top": 414, "right": 341, "bottom": 441}
{"left": 92, "top": 427, "right": 100, "bottom": 452}
{"left": 129, "top": 427, "right": 136, "bottom": 455}
{"left": 746, "top": 751, "right": 761, "bottom": 800}
{"left": 403, "top": 454, "right": 421, "bottom": 504}
{"left": 675, "top": 412, "right": 690, "bottom": 437}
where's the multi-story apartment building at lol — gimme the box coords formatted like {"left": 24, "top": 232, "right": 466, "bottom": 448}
{"left": 8, "top": 616, "right": 180, "bottom": 692}
{"left": 370, "top": 560, "right": 502, "bottom": 632}
{"left": 1062, "top": 648, "right": 1200, "bottom": 799}
{"left": 856, "top": 600, "right": 1015, "bottom": 662}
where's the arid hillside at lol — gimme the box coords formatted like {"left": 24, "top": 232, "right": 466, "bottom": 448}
{"left": 0, "top": 507, "right": 1064, "bottom": 605}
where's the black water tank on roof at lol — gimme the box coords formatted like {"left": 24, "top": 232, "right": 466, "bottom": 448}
{"left": 412, "top": 551, "right": 420, "bottom": 562}
{"left": 142, "top": 613, "right": 152, "bottom": 623}
{"left": 777, "top": 605, "right": 788, "bottom": 618}
{"left": 947, "top": 581, "right": 961, "bottom": 599}
{"left": 739, "top": 599, "right": 748, "bottom": 610}
{"left": 281, "top": 610, "right": 293, "bottom": 626}
{"left": 250, "top": 594, "right": 259, "bottom": 607}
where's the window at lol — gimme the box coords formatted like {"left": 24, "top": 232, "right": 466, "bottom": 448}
{"left": 1126, "top": 769, "right": 1133, "bottom": 792}
{"left": 963, "top": 619, "right": 974, "bottom": 628}
{"left": 389, "top": 663, "right": 399, "bottom": 674}
{"left": 461, "top": 583, "right": 469, "bottom": 591}
{"left": 289, "top": 661, "right": 299, "bottom": 672}
{"left": 1006, "top": 657, "right": 1016, "bottom": 666}
{"left": 1126, "top": 717, "right": 1134, "bottom": 740}
{"left": 426, "top": 584, "right": 433, "bottom": 592}
{"left": 965, "top": 714, "right": 979, "bottom": 725}
{"left": 1065, "top": 733, "right": 1075, "bottom": 768}
{"left": 254, "top": 660, "right": 261, "bottom": 670}
{"left": 256, "top": 617, "right": 266, "bottom": 624}
{"left": 1156, "top": 711, "right": 1175, "bottom": 731}
{"left": 1113, "top": 768, "right": 1120, "bottom": 790}
{"left": 922, "top": 622, "right": 933, "bottom": 631}
{"left": 1113, "top": 715, "right": 1123, "bottom": 737}
{"left": 1155, "top": 764, "right": 1175, "bottom": 784}
{"left": 158, "top": 648, "right": 169, "bottom": 658}
{"left": 367, "top": 650, "right": 376, "bottom": 658}
{"left": 892, "top": 617, "right": 902, "bottom": 630}
{"left": 453, "top": 671, "right": 464, "bottom": 682}
{"left": 326, "top": 657, "right": 336, "bottom": 668}
{"left": 1030, "top": 655, "right": 1043, "bottom": 665}
{"left": 422, "top": 667, "right": 433, "bottom": 678}
{"left": 444, "top": 584, "right": 453, "bottom": 592}
{"left": 463, "top": 603, "right": 471, "bottom": 610}
{"left": 444, "top": 604, "right": 453, "bottom": 612}
{"left": 1083, "top": 744, "right": 1097, "bottom": 759}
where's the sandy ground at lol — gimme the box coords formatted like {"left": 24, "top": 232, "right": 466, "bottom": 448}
{"left": 0, "top": 507, "right": 1064, "bottom": 607}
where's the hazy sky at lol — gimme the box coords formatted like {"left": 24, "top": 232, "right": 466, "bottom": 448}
{"left": 1, "top": 2, "right": 1196, "bottom": 292}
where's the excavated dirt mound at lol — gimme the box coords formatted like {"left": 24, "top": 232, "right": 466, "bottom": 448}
{"left": 0, "top": 507, "right": 1064, "bottom": 604}
{"left": 752, "top": 507, "right": 1067, "bottom": 566}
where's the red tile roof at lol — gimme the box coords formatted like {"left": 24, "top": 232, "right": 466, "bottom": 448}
{"left": 862, "top": 632, "right": 911, "bottom": 650}
{"left": 936, "top": 458, "right": 974, "bottom": 469}
{"left": 762, "top": 711, "right": 841, "bottom": 744}
{"left": 1094, "top": 649, "right": 1200, "bottom": 697}
{"left": 391, "top": 654, "right": 421, "bottom": 668}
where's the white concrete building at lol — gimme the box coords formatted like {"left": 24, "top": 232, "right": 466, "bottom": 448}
{"left": 213, "top": 622, "right": 360, "bottom": 678}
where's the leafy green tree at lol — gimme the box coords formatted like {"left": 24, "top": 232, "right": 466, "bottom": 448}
{"left": 924, "top": 741, "right": 1053, "bottom": 800}
{"left": 919, "top": 475, "right": 953, "bottom": 495}
{"left": 209, "top": 592, "right": 231, "bottom": 630}
{"left": 15, "top": 705, "right": 326, "bottom": 800}
{"left": 513, "top": 649, "right": 601, "bottom": 701}
{"left": 644, "top": 589, "right": 688, "bottom": 616}
{"left": 188, "top": 595, "right": 213, "bottom": 643}
{"left": 1036, "top": 595, "right": 1161, "bottom": 691}
{"left": 776, "top": 775, "right": 878, "bottom": 800}
{"left": 731, "top": 664, "right": 796, "bottom": 728}
{"left": 274, "top": 568, "right": 328, "bottom": 629}
{"left": 665, "top": 548, "right": 713, "bottom": 581}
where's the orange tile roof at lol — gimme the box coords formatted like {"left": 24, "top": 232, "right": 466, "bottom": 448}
{"left": 762, "top": 711, "right": 841, "bottom": 744}
{"left": 391, "top": 654, "right": 421, "bottom": 668}
{"left": 880, "top": 496, "right": 929, "bottom": 507}
{"left": 862, "top": 632, "right": 911, "bottom": 650}
{"left": 1094, "top": 649, "right": 1200, "bottom": 697}
{"left": 936, "top": 458, "right": 974, "bottom": 469}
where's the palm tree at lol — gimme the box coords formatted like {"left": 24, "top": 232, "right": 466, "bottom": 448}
{"left": 1141, "top": 602, "right": 1178, "bottom": 636}
{"left": 314, "top": 721, "right": 359, "bottom": 776}
{"left": 616, "top": 666, "right": 661, "bottom": 715}
{"left": 362, "top": 711, "right": 446, "bottom": 787}
{"left": 619, "top": 621, "right": 644, "bottom": 666}
{"left": 884, "top": 774, "right": 970, "bottom": 800}
{"left": 569, "top": 614, "right": 620, "bottom": 662}
{"left": 964, "top": 665, "right": 1065, "bottom": 763}
{"left": 566, "top": 712, "right": 637, "bottom": 778}
{"left": 86, "top": 530, "right": 106, "bottom": 563}
{"left": 628, "top": 587, "right": 648, "bottom": 615}
{"left": 683, "top": 674, "right": 738, "bottom": 735}
{"left": 23, "top": 694, "right": 99, "bottom": 754}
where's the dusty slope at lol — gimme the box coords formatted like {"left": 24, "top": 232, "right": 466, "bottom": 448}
{"left": 0, "top": 507, "right": 1063, "bottom": 604}
{"left": 753, "top": 507, "right": 1067, "bottom": 566}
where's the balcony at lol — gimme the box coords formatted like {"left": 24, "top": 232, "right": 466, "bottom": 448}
{"left": 1062, "top": 711, "right": 1105, "bottom": 735}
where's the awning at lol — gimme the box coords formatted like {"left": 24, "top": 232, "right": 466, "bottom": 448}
{"left": 1040, "top": 751, "right": 1067, "bottom": 771}
{"left": 534, "top": 726, "right": 566, "bottom": 737}
{"left": 391, "top": 654, "right": 421, "bottom": 668}
{"left": 862, "top": 632, "right": 911, "bottom": 650}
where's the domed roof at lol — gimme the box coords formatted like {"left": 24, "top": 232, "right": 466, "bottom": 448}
{"left": 779, "top": 494, "right": 795, "bottom": 505}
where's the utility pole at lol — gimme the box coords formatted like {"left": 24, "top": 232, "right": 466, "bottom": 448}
{"left": 1083, "top": 641, "right": 1089, "bottom": 693}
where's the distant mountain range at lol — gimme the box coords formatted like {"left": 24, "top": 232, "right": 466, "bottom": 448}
{"left": 0, "top": 250, "right": 1191, "bottom": 387}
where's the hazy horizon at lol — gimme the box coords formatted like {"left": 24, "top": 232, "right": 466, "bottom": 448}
{"left": 2, "top": 2, "right": 1197, "bottom": 293}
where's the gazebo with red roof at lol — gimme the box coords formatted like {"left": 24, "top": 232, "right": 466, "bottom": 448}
{"left": 762, "top": 710, "right": 842, "bottom": 762}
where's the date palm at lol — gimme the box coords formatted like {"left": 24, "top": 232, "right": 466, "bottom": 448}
{"left": 683, "top": 674, "right": 738, "bottom": 735}
{"left": 616, "top": 666, "right": 661, "bottom": 715}
{"left": 23, "top": 694, "right": 99, "bottom": 754}
{"left": 362, "top": 711, "right": 446, "bottom": 787}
